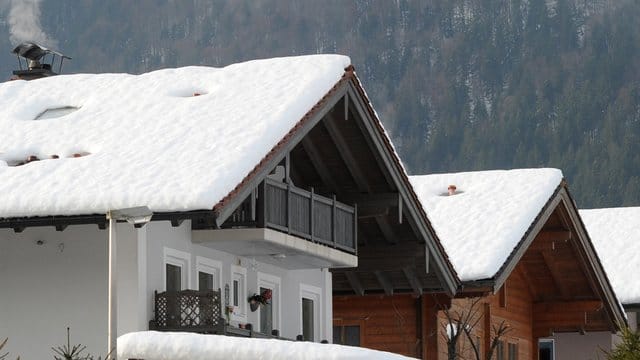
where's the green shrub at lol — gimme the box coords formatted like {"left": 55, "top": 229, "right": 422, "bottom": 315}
{"left": 603, "top": 326, "right": 640, "bottom": 360}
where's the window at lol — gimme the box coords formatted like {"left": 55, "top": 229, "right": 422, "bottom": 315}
{"left": 196, "top": 257, "right": 221, "bottom": 291}
{"left": 230, "top": 265, "right": 247, "bottom": 321}
{"left": 300, "top": 284, "right": 322, "bottom": 342}
{"left": 496, "top": 340, "right": 505, "bottom": 360}
{"left": 538, "top": 339, "right": 554, "bottom": 360}
{"left": 163, "top": 247, "right": 191, "bottom": 291}
{"left": 260, "top": 286, "right": 273, "bottom": 334}
{"left": 257, "top": 272, "right": 281, "bottom": 335}
{"left": 333, "top": 324, "right": 361, "bottom": 346}
{"left": 508, "top": 343, "right": 517, "bottom": 360}
{"left": 166, "top": 264, "right": 182, "bottom": 291}
{"left": 199, "top": 272, "right": 214, "bottom": 291}
{"left": 302, "top": 298, "right": 314, "bottom": 341}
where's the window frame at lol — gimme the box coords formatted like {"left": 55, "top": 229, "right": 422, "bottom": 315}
{"left": 332, "top": 318, "right": 364, "bottom": 346}
{"left": 538, "top": 339, "right": 555, "bottom": 360}
{"left": 163, "top": 247, "right": 191, "bottom": 291}
{"left": 300, "top": 283, "right": 322, "bottom": 342}
{"left": 196, "top": 256, "right": 222, "bottom": 291}
{"left": 230, "top": 265, "right": 247, "bottom": 321}
{"left": 257, "top": 272, "right": 281, "bottom": 335}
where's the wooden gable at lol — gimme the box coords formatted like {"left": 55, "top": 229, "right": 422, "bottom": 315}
{"left": 210, "top": 69, "right": 458, "bottom": 295}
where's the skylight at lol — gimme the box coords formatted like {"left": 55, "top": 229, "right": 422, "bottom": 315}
{"left": 34, "top": 106, "right": 79, "bottom": 120}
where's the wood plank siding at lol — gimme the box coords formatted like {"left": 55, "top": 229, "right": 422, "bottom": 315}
{"left": 334, "top": 294, "right": 422, "bottom": 357}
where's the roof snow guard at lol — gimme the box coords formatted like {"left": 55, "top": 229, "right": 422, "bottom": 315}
{"left": 11, "top": 42, "right": 71, "bottom": 80}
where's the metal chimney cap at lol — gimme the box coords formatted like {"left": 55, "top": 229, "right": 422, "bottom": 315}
{"left": 11, "top": 42, "right": 71, "bottom": 61}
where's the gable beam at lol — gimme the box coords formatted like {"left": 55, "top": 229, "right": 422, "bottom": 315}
{"left": 323, "top": 113, "right": 371, "bottom": 192}
{"left": 345, "top": 271, "right": 365, "bottom": 296}
{"left": 301, "top": 137, "right": 340, "bottom": 194}
{"left": 541, "top": 250, "right": 572, "bottom": 298}
{"left": 534, "top": 300, "right": 603, "bottom": 313}
{"left": 374, "top": 270, "right": 394, "bottom": 295}
{"left": 403, "top": 266, "right": 423, "bottom": 295}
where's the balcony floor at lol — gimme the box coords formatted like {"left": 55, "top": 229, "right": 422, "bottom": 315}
{"left": 192, "top": 228, "right": 357, "bottom": 269}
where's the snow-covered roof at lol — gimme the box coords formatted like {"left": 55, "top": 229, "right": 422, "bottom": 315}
{"left": 409, "top": 168, "right": 563, "bottom": 281}
{"left": 580, "top": 207, "right": 640, "bottom": 305}
{"left": 118, "top": 331, "right": 415, "bottom": 360}
{"left": 0, "top": 55, "right": 351, "bottom": 218}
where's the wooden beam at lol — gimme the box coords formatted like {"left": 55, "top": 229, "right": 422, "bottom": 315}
{"left": 374, "top": 271, "right": 394, "bottom": 295}
{"left": 375, "top": 216, "right": 398, "bottom": 244}
{"left": 534, "top": 300, "right": 603, "bottom": 314}
{"left": 483, "top": 302, "right": 491, "bottom": 355}
{"left": 357, "top": 206, "right": 389, "bottom": 219}
{"left": 403, "top": 266, "right": 423, "bottom": 295}
{"left": 345, "top": 272, "right": 365, "bottom": 296}
{"left": 515, "top": 264, "right": 539, "bottom": 300}
{"left": 536, "top": 230, "right": 572, "bottom": 243}
{"left": 343, "top": 193, "right": 399, "bottom": 207}
{"left": 301, "top": 136, "right": 341, "bottom": 196}
{"left": 355, "top": 255, "right": 416, "bottom": 272}
{"left": 323, "top": 114, "right": 371, "bottom": 192}
{"left": 541, "top": 250, "right": 571, "bottom": 298}
{"left": 499, "top": 282, "right": 507, "bottom": 308}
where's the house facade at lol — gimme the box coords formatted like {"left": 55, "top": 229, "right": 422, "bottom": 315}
{"left": 0, "top": 54, "right": 459, "bottom": 359}
{"left": 334, "top": 169, "right": 626, "bottom": 360}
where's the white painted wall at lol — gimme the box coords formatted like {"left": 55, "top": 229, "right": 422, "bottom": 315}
{"left": 0, "top": 220, "right": 334, "bottom": 359}
{"left": 145, "top": 221, "right": 333, "bottom": 341}
{"left": 0, "top": 223, "right": 147, "bottom": 360}
{"left": 550, "top": 332, "right": 612, "bottom": 360}
{"left": 550, "top": 310, "right": 640, "bottom": 359}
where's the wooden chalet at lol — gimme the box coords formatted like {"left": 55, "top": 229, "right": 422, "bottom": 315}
{"left": 335, "top": 169, "right": 626, "bottom": 359}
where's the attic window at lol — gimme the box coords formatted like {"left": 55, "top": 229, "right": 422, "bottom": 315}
{"left": 34, "top": 106, "right": 79, "bottom": 120}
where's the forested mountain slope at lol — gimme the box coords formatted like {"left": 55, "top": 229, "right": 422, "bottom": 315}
{"left": 0, "top": 0, "right": 637, "bottom": 208}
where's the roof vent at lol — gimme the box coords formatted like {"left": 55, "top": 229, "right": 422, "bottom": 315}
{"left": 11, "top": 42, "right": 71, "bottom": 80}
{"left": 34, "top": 106, "right": 79, "bottom": 120}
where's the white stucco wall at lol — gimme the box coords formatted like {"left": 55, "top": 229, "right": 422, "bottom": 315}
{"left": 548, "top": 332, "right": 612, "bottom": 360}
{"left": 0, "top": 220, "right": 334, "bottom": 359}
{"left": 0, "top": 223, "right": 151, "bottom": 360}
{"left": 550, "top": 310, "right": 640, "bottom": 359}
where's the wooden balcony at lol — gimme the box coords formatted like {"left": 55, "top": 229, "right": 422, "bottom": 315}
{"left": 148, "top": 289, "right": 289, "bottom": 339}
{"left": 225, "top": 178, "right": 357, "bottom": 254}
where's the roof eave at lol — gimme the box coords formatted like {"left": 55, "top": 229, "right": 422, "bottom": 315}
{"left": 345, "top": 75, "right": 460, "bottom": 295}
{"left": 560, "top": 186, "right": 628, "bottom": 330}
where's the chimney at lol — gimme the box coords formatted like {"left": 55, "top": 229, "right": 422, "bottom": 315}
{"left": 447, "top": 185, "right": 457, "bottom": 196}
{"left": 11, "top": 42, "right": 71, "bottom": 80}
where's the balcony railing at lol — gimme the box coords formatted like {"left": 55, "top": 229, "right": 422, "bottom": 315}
{"left": 148, "top": 289, "right": 289, "bottom": 339}
{"left": 226, "top": 178, "right": 357, "bottom": 254}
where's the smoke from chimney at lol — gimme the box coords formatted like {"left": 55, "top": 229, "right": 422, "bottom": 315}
{"left": 3, "top": 0, "right": 57, "bottom": 48}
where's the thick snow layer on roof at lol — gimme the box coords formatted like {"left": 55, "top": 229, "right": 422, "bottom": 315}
{"left": 117, "top": 331, "right": 415, "bottom": 360}
{"left": 0, "top": 55, "right": 350, "bottom": 218}
{"left": 409, "top": 168, "right": 563, "bottom": 281}
{"left": 580, "top": 207, "right": 640, "bottom": 305}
